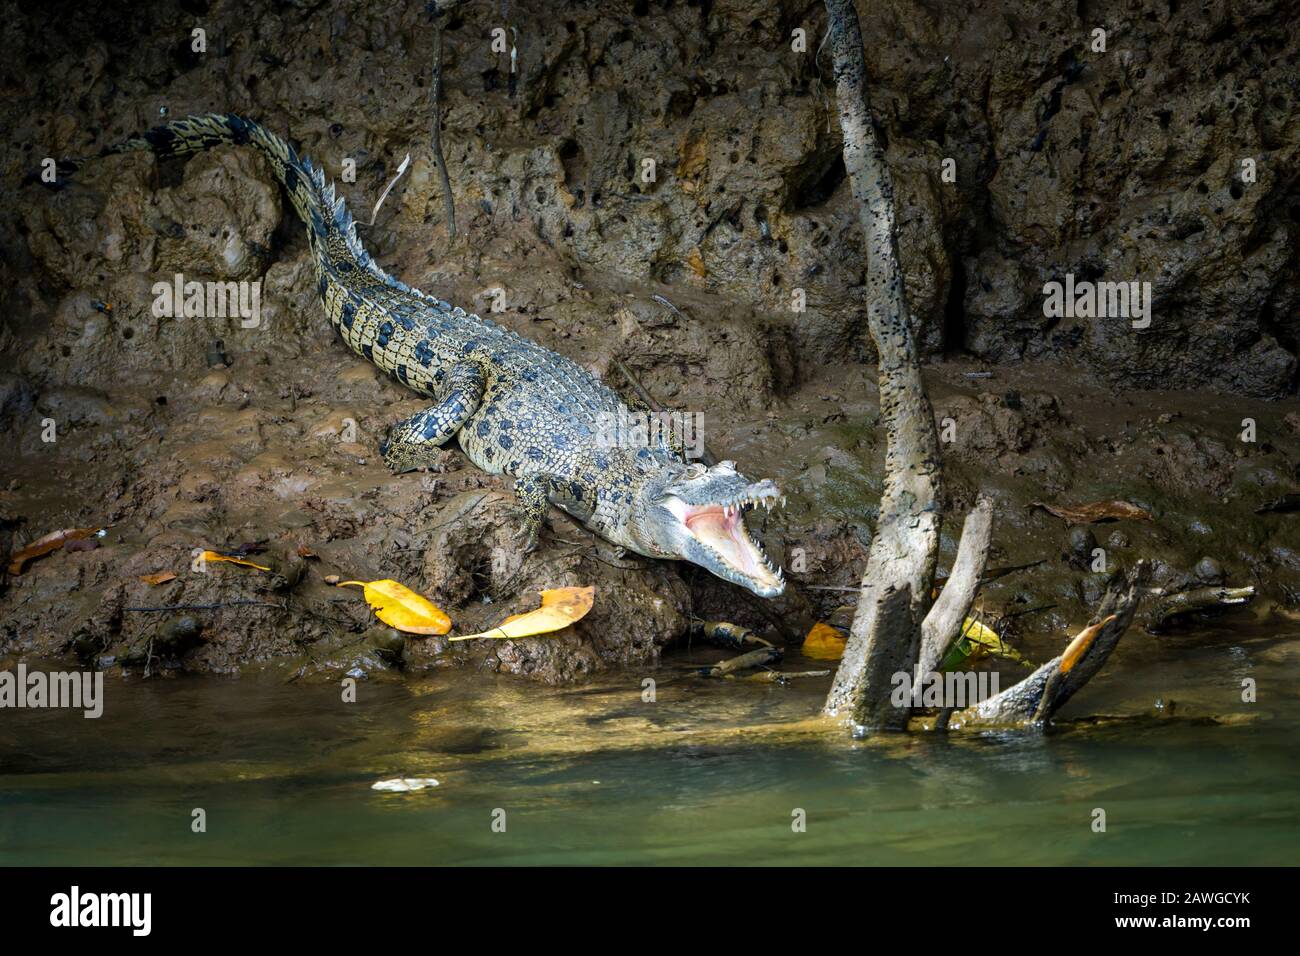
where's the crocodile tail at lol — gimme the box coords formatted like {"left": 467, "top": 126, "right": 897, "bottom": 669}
{"left": 56, "top": 113, "right": 340, "bottom": 246}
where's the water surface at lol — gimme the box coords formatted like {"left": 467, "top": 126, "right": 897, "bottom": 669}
{"left": 2, "top": 622, "right": 1297, "bottom": 865}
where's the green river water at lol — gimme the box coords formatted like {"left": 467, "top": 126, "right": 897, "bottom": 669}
{"left": 2, "top": 621, "right": 1298, "bottom": 866}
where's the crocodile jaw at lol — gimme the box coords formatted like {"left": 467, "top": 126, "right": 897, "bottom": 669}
{"left": 667, "top": 496, "right": 786, "bottom": 597}
{"left": 653, "top": 465, "right": 786, "bottom": 598}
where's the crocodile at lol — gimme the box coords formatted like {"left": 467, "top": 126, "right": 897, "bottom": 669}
{"left": 57, "top": 114, "right": 786, "bottom": 597}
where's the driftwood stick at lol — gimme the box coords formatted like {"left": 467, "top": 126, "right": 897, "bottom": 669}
{"left": 692, "top": 620, "right": 772, "bottom": 650}
{"left": 699, "top": 645, "right": 783, "bottom": 678}
{"left": 821, "top": 0, "right": 941, "bottom": 723}
{"left": 1147, "top": 585, "right": 1255, "bottom": 632}
{"left": 733, "top": 669, "right": 831, "bottom": 683}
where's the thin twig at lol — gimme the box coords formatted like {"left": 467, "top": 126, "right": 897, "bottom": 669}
{"left": 651, "top": 294, "right": 686, "bottom": 321}
{"left": 430, "top": 16, "right": 456, "bottom": 238}
{"left": 124, "top": 601, "right": 286, "bottom": 612}
{"left": 611, "top": 358, "right": 718, "bottom": 467}
{"left": 1001, "top": 603, "right": 1057, "bottom": 620}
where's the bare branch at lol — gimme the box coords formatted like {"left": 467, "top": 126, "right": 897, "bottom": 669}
{"left": 918, "top": 496, "right": 994, "bottom": 676}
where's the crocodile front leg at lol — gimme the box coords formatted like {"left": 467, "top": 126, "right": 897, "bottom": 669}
{"left": 381, "top": 360, "right": 486, "bottom": 473}
{"left": 511, "top": 474, "right": 553, "bottom": 554}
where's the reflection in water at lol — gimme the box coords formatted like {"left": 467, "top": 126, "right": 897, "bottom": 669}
{"left": 1, "top": 622, "right": 1297, "bottom": 865}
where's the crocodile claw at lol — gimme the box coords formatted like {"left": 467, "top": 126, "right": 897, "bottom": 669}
{"left": 512, "top": 522, "right": 540, "bottom": 555}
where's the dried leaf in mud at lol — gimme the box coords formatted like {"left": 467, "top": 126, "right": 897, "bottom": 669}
{"left": 201, "top": 550, "right": 272, "bottom": 572}
{"left": 1031, "top": 499, "right": 1154, "bottom": 524}
{"left": 337, "top": 579, "right": 451, "bottom": 636}
{"left": 7, "top": 527, "right": 106, "bottom": 574}
{"left": 801, "top": 622, "right": 847, "bottom": 661}
{"left": 449, "top": 586, "right": 595, "bottom": 641}
{"left": 139, "top": 571, "right": 177, "bottom": 585}
{"left": 686, "top": 247, "right": 706, "bottom": 277}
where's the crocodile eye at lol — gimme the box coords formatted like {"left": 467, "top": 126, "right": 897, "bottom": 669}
{"left": 686, "top": 462, "right": 707, "bottom": 479}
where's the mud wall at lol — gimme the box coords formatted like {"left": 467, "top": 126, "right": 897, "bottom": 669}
{"left": 2, "top": 0, "right": 1298, "bottom": 399}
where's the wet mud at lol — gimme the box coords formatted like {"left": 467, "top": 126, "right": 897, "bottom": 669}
{"left": 1, "top": 0, "right": 1298, "bottom": 686}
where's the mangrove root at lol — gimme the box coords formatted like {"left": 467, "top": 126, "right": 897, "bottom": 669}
{"left": 820, "top": 0, "right": 940, "bottom": 725}
{"left": 820, "top": 0, "right": 1138, "bottom": 734}
{"left": 820, "top": 0, "right": 994, "bottom": 731}
{"left": 948, "top": 562, "right": 1152, "bottom": 728}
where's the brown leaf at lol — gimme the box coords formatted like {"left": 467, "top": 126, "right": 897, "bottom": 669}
{"left": 1032, "top": 499, "right": 1154, "bottom": 525}
{"left": 140, "top": 572, "right": 177, "bottom": 585}
{"left": 296, "top": 544, "right": 319, "bottom": 559}
{"left": 7, "top": 527, "right": 106, "bottom": 575}
{"left": 686, "top": 247, "right": 706, "bottom": 277}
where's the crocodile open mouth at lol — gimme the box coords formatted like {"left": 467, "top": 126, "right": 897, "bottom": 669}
{"left": 666, "top": 489, "right": 785, "bottom": 597}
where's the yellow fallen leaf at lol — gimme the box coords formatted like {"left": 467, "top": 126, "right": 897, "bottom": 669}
{"left": 450, "top": 586, "right": 594, "bottom": 641}
{"left": 802, "top": 621, "right": 847, "bottom": 661}
{"left": 337, "top": 579, "right": 451, "bottom": 636}
{"left": 201, "top": 550, "right": 271, "bottom": 572}
{"left": 939, "top": 615, "right": 1032, "bottom": 670}
{"left": 140, "top": 571, "right": 177, "bottom": 585}
{"left": 960, "top": 616, "right": 1003, "bottom": 651}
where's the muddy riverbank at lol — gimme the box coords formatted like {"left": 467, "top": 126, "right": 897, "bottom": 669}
{"left": 2, "top": 347, "right": 1298, "bottom": 687}
{"left": 2, "top": 0, "right": 1298, "bottom": 691}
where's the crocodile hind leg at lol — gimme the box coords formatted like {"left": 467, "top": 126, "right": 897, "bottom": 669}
{"left": 381, "top": 361, "right": 486, "bottom": 473}
{"left": 510, "top": 475, "right": 553, "bottom": 554}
